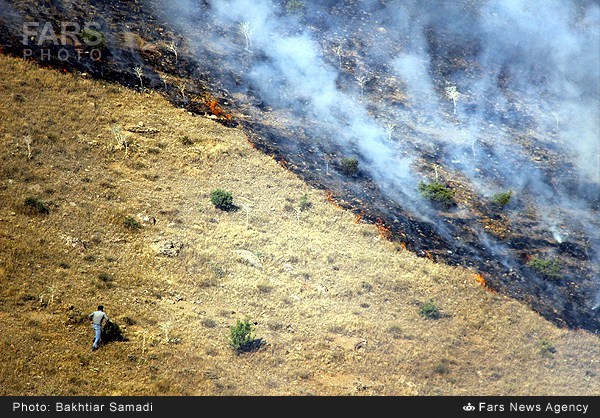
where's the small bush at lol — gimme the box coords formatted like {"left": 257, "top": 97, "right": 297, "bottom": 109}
{"left": 180, "top": 136, "right": 194, "bottom": 146}
{"left": 285, "top": 0, "right": 306, "bottom": 17}
{"left": 24, "top": 196, "right": 50, "bottom": 214}
{"left": 79, "top": 28, "right": 106, "bottom": 49}
{"left": 229, "top": 318, "right": 255, "bottom": 354}
{"left": 387, "top": 325, "right": 403, "bottom": 339}
{"left": 433, "top": 361, "right": 451, "bottom": 375}
{"left": 201, "top": 318, "right": 217, "bottom": 328}
{"left": 539, "top": 338, "right": 556, "bottom": 358}
{"left": 528, "top": 257, "right": 562, "bottom": 280}
{"left": 299, "top": 194, "right": 311, "bottom": 211}
{"left": 491, "top": 190, "right": 512, "bottom": 208}
{"left": 210, "top": 189, "right": 234, "bottom": 211}
{"left": 419, "top": 300, "right": 441, "bottom": 319}
{"left": 340, "top": 157, "right": 359, "bottom": 176}
{"left": 418, "top": 180, "right": 455, "bottom": 208}
{"left": 101, "top": 320, "right": 127, "bottom": 343}
{"left": 98, "top": 272, "right": 112, "bottom": 283}
{"left": 123, "top": 215, "right": 142, "bottom": 230}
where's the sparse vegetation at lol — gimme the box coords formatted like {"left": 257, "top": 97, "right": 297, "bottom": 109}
{"left": 98, "top": 272, "right": 112, "bottom": 283}
{"left": 528, "top": 257, "right": 563, "bottom": 280}
{"left": 180, "top": 135, "right": 194, "bottom": 146}
{"left": 539, "top": 338, "right": 556, "bottom": 358}
{"left": 339, "top": 157, "right": 359, "bottom": 176}
{"left": 79, "top": 28, "right": 106, "bottom": 49}
{"left": 419, "top": 300, "right": 441, "bottom": 319}
{"left": 387, "top": 325, "right": 403, "bottom": 339}
{"left": 24, "top": 196, "right": 49, "bottom": 214}
{"left": 299, "top": 194, "right": 311, "bottom": 211}
{"left": 418, "top": 180, "right": 455, "bottom": 208}
{"left": 229, "top": 318, "right": 256, "bottom": 354}
{"left": 491, "top": 190, "right": 512, "bottom": 208}
{"left": 101, "top": 320, "right": 126, "bottom": 343}
{"left": 123, "top": 215, "right": 142, "bottom": 230}
{"left": 433, "top": 360, "right": 451, "bottom": 375}
{"left": 210, "top": 189, "right": 234, "bottom": 211}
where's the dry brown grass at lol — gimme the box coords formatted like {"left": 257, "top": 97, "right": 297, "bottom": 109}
{"left": 0, "top": 54, "right": 598, "bottom": 396}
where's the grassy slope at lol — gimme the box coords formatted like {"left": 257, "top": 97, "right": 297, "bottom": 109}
{"left": 0, "top": 54, "right": 597, "bottom": 396}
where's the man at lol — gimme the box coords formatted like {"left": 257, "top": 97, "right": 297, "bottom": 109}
{"left": 88, "top": 304, "right": 110, "bottom": 351}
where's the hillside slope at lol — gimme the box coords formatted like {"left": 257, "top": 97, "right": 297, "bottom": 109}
{"left": 0, "top": 54, "right": 598, "bottom": 396}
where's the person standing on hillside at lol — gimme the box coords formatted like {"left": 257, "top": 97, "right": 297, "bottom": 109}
{"left": 88, "top": 304, "right": 110, "bottom": 351}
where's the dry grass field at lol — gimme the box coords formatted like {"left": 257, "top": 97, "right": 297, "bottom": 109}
{"left": 0, "top": 53, "right": 598, "bottom": 396}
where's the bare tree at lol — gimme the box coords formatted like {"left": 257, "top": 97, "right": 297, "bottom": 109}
{"left": 385, "top": 123, "right": 396, "bottom": 142}
{"left": 111, "top": 124, "right": 129, "bottom": 157}
{"left": 324, "top": 154, "right": 334, "bottom": 175}
{"left": 445, "top": 85, "right": 460, "bottom": 115}
{"left": 239, "top": 22, "right": 252, "bottom": 52}
{"left": 356, "top": 73, "right": 368, "bottom": 95}
{"left": 237, "top": 197, "right": 254, "bottom": 228}
{"left": 166, "top": 40, "right": 178, "bottom": 63}
{"left": 24, "top": 135, "right": 33, "bottom": 159}
{"left": 332, "top": 44, "right": 343, "bottom": 68}
{"left": 159, "top": 73, "right": 169, "bottom": 91}
{"left": 550, "top": 111, "right": 560, "bottom": 131}
{"left": 177, "top": 81, "right": 187, "bottom": 102}
{"left": 133, "top": 66, "right": 144, "bottom": 89}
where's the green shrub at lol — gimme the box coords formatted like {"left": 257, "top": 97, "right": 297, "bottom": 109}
{"left": 123, "top": 215, "right": 142, "bottom": 230}
{"left": 419, "top": 300, "right": 441, "bottom": 319}
{"left": 539, "top": 338, "right": 556, "bottom": 358}
{"left": 229, "top": 318, "right": 255, "bottom": 354}
{"left": 101, "top": 320, "right": 127, "bottom": 343}
{"left": 418, "top": 180, "right": 455, "bottom": 208}
{"left": 299, "top": 194, "right": 311, "bottom": 211}
{"left": 24, "top": 196, "right": 50, "bottom": 214}
{"left": 210, "top": 189, "right": 234, "bottom": 211}
{"left": 98, "top": 272, "right": 112, "bottom": 283}
{"left": 491, "top": 190, "right": 512, "bottom": 208}
{"left": 528, "top": 257, "right": 562, "bottom": 280}
{"left": 79, "top": 28, "right": 106, "bottom": 49}
{"left": 285, "top": 0, "right": 306, "bottom": 17}
{"left": 180, "top": 136, "right": 194, "bottom": 146}
{"left": 340, "top": 157, "right": 359, "bottom": 176}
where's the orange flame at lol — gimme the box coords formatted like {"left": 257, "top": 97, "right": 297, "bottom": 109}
{"left": 424, "top": 250, "right": 433, "bottom": 260}
{"left": 206, "top": 98, "right": 232, "bottom": 120}
{"left": 474, "top": 273, "right": 495, "bottom": 292}
{"left": 326, "top": 191, "right": 343, "bottom": 209}
{"left": 475, "top": 273, "right": 486, "bottom": 286}
{"left": 354, "top": 212, "right": 364, "bottom": 224}
{"left": 375, "top": 218, "right": 393, "bottom": 240}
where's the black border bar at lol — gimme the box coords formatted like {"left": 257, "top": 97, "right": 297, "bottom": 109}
{"left": 1, "top": 396, "right": 598, "bottom": 417}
